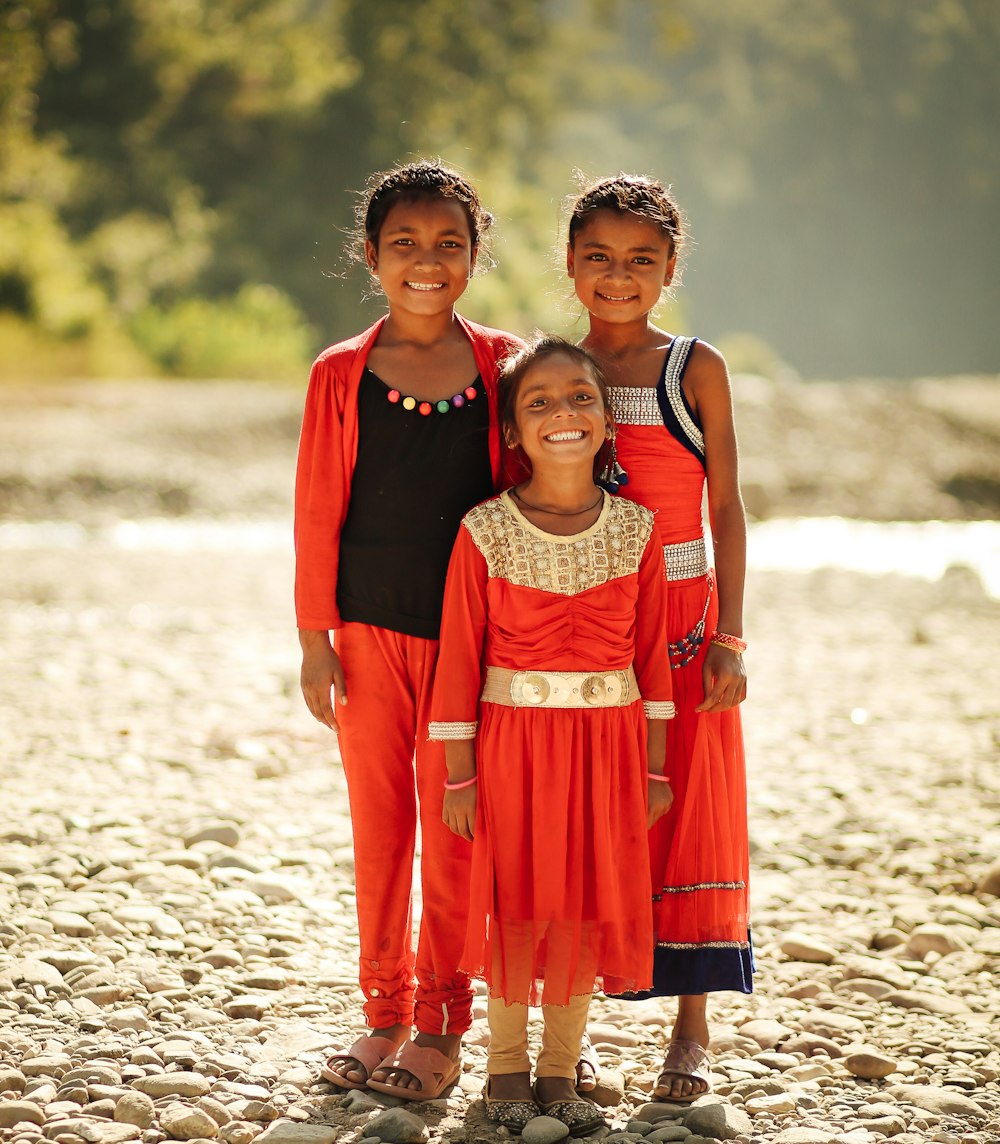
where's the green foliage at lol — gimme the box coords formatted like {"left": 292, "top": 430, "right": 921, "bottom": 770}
{"left": 130, "top": 284, "right": 313, "bottom": 379}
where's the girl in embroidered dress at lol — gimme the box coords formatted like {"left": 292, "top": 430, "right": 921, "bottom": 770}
{"left": 430, "top": 336, "right": 675, "bottom": 1134}
{"left": 295, "top": 161, "right": 523, "bottom": 1100}
{"left": 566, "top": 175, "right": 752, "bottom": 1103}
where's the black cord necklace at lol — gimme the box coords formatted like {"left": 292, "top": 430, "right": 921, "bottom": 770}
{"left": 511, "top": 487, "right": 604, "bottom": 516}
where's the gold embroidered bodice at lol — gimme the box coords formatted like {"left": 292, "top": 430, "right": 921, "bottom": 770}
{"left": 462, "top": 491, "right": 654, "bottom": 596}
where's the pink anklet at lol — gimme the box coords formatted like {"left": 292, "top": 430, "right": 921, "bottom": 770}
{"left": 647, "top": 772, "right": 672, "bottom": 783}
{"left": 444, "top": 775, "right": 478, "bottom": 791}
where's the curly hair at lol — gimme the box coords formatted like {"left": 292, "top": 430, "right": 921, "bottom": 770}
{"left": 567, "top": 173, "right": 685, "bottom": 259}
{"left": 351, "top": 160, "right": 494, "bottom": 261}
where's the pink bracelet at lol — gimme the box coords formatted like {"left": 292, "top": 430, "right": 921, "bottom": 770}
{"left": 710, "top": 631, "right": 747, "bottom": 654}
{"left": 443, "top": 775, "right": 478, "bottom": 791}
{"left": 647, "top": 772, "right": 671, "bottom": 783}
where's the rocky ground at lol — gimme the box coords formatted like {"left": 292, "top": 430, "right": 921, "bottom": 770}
{"left": 1, "top": 378, "right": 999, "bottom": 1144}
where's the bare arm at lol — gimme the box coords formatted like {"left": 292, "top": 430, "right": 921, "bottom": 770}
{"left": 686, "top": 342, "right": 748, "bottom": 711}
{"left": 299, "top": 628, "right": 347, "bottom": 732}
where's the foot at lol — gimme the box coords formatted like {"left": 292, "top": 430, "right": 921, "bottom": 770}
{"left": 534, "top": 1076, "right": 606, "bottom": 1135}
{"left": 321, "top": 1024, "right": 408, "bottom": 1088}
{"left": 574, "top": 1032, "right": 598, "bottom": 1093}
{"left": 534, "top": 1075, "right": 579, "bottom": 1104}
{"left": 487, "top": 1071, "right": 534, "bottom": 1102}
{"left": 369, "top": 1030, "right": 462, "bottom": 1093}
{"left": 653, "top": 999, "right": 710, "bottom": 1102}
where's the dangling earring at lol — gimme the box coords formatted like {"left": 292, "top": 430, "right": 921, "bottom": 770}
{"left": 597, "top": 429, "right": 629, "bottom": 494}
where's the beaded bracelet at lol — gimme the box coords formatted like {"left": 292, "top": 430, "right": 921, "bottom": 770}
{"left": 710, "top": 631, "right": 747, "bottom": 654}
{"left": 647, "top": 772, "right": 672, "bottom": 783}
{"left": 443, "top": 775, "right": 478, "bottom": 791}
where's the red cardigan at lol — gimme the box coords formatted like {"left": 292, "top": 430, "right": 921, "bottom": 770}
{"left": 294, "top": 314, "right": 524, "bottom": 631}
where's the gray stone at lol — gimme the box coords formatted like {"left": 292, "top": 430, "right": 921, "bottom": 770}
{"left": 682, "top": 1102, "right": 752, "bottom": 1141}
{"left": 159, "top": 1105, "right": 220, "bottom": 1140}
{"left": 114, "top": 1093, "right": 156, "bottom": 1129}
{"left": 254, "top": 1129, "right": 338, "bottom": 1144}
{"left": 0, "top": 1102, "right": 47, "bottom": 1128}
{"left": 0, "top": 1067, "right": 27, "bottom": 1092}
{"left": 131, "top": 1073, "right": 211, "bottom": 1099}
{"left": 219, "top": 1123, "right": 263, "bottom": 1144}
{"left": 885, "top": 1084, "right": 987, "bottom": 1120}
{"left": 633, "top": 1103, "right": 686, "bottom": 1123}
{"left": 184, "top": 823, "right": 241, "bottom": 848}
{"left": 976, "top": 858, "right": 1000, "bottom": 896}
{"left": 737, "top": 1019, "right": 793, "bottom": 1049}
{"left": 772, "top": 1130, "right": 838, "bottom": 1144}
{"left": 884, "top": 990, "right": 969, "bottom": 1015}
{"left": 778, "top": 933, "right": 837, "bottom": 963}
{"left": 844, "top": 1049, "right": 898, "bottom": 1079}
{"left": 341, "top": 1089, "right": 382, "bottom": 1114}
{"left": 363, "top": 1109, "right": 429, "bottom": 1144}
{"left": 590, "top": 1070, "right": 626, "bottom": 1108}
{"left": 522, "top": 1116, "right": 571, "bottom": 1144}
{"left": 645, "top": 1127, "right": 692, "bottom": 1142}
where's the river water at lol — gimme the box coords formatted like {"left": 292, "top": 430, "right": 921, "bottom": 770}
{"left": 2, "top": 516, "right": 997, "bottom": 599}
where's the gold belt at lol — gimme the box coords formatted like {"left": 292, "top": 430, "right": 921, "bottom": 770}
{"left": 481, "top": 666, "right": 637, "bottom": 709}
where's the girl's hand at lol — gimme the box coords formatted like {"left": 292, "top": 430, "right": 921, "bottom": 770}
{"left": 443, "top": 786, "right": 476, "bottom": 841}
{"left": 696, "top": 643, "right": 747, "bottom": 712}
{"left": 299, "top": 634, "right": 347, "bottom": 732}
{"left": 648, "top": 778, "right": 674, "bottom": 828}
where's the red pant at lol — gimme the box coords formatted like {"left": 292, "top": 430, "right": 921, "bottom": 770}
{"left": 333, "top": 622, "right": 474, "bottom": 1036}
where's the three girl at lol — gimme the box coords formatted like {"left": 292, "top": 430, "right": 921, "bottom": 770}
{"left": 431, "top": 337, "right": 675, "bottom": 1132}
{"left": 567, "top": 175, "right": 752, "bottom": 1102}
{"left": 296, "top": 161, "right": 751, "bottom": 1117}
{"left": 294, "top": 161, "right": 522, "bottom": 1099}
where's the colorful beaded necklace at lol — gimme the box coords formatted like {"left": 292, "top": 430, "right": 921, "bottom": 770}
{"left": 386, "top": 384, "right": 479, "bottom": 416}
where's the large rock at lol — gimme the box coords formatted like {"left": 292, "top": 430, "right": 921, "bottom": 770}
{"left": 884, "top": 990, "right": 969, "bottom": 1015}
{"left": 522, "top": 1116, "right": 571, "bottom": 1144}
{"left": 904, "top": 923, "right": 966, "bottom": 959}
{"left": 885, "top": 1083, "right": 987, "bottom": 1120}
{"left": 114, "top": 1091, "right": 156, "bottom": 1128}
{"left": 976, "top": 858, "right": 1000, "bottom": 896}
{"left": 844, "top": 1048, "right": 898, "bottom": 1079}
{"left": 779, "top": 933, "right": 838, "bottom": 963}
{"left": 0, "top": 1101, "right": 47, "bottom": 1128}
{"left": 364, "top": 1108, "right": 429, "bottom": 1143}
{"left": 255, "top": 1128, "right": 340, "bottom": 1144}
{"left": 682, "top": 1101, "right": 752, "bottom": 1141}
{"left": 160, "top": 1105, "right": 220, "bottom": 1140}
{"left": 737, "top": 1018, "right": 793, "bottom": 1049}
{"left": 131, "top": 1072, "right": 212, "bottom": 1098}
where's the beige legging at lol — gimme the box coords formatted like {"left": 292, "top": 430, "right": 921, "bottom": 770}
{"left": 487, "top": 994, "right": 591, "bottom": 1078}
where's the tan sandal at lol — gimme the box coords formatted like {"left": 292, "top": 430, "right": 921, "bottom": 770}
{"left": 366, "top": 1039, "right": 462, "bottom": 1101}
{"left": 319, "top": 1034, "right": 399, "bottom": 1091}
{"left": 652, "top": 1037, "right": 712, "bottom": 1103}
{"left": 575, "top": 1032, "right": 600, "bottom": 1093}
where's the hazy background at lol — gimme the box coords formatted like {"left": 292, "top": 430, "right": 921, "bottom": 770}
{"left": 2, "top": 0, "right": 999, "bottom": 383}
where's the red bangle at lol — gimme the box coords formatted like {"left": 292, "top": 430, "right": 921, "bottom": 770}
{"left": 444, "top": 775, "right": 478, "bottom": 791}
{"left": 710, "top": 631, "right": 747, "bottom": 654}
{"left": 647, "top": 772, "right": 671, "bottom": 783}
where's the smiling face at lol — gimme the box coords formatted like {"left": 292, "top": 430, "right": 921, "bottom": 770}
{"left": 365, "top": 195, "right": 477, "bottom": 317}
{"left": 506, "top": 351, "right": 612, "bottom": 472}
{"left": 567, "top": 208, "right": 676, "bottom": 323}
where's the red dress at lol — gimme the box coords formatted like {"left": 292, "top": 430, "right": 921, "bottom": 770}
{"left": 609, "top": 336, "right": 753, "bottom": 995}
{"left": 429, "top": 492, "right": 674, "bottom": 1006}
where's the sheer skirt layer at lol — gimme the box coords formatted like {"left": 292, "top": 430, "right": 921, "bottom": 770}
{"left": 462, "top": 702, "right": 654, "bottom": 1006}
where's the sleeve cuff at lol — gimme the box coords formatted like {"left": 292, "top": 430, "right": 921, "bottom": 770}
{"left": 428, "top": 720, "right": 478, "bottom": 741}
{"left": 643, "top": 700, "right": 676, "bottom": 720}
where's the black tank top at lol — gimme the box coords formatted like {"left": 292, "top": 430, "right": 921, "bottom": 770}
{"left": 337, "top": 368, "right": 493, "bottom": 639}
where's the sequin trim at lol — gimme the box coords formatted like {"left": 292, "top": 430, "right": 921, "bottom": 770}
{"left": 656, "top": 940, "right": 752, "bottom": 950}
{"left": 663, "top": 336, "right": 703, "bottom": 455}
{"left": 664, "top": 538, "right": 708, "bottom": 581}
{"left": 608, "top": 386, "right": 663, "bottom": 426}
{"left": 642, "top": 700, "right": 676, "bottom": 720}
{"left": 658, "top": 881, "right": 747, "bottom": 893}
{"left": 427, "top": 720, "right": 477, "bottom": 741}
{"left": 463, "top": 494, "right": 653, "bottom": 596}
